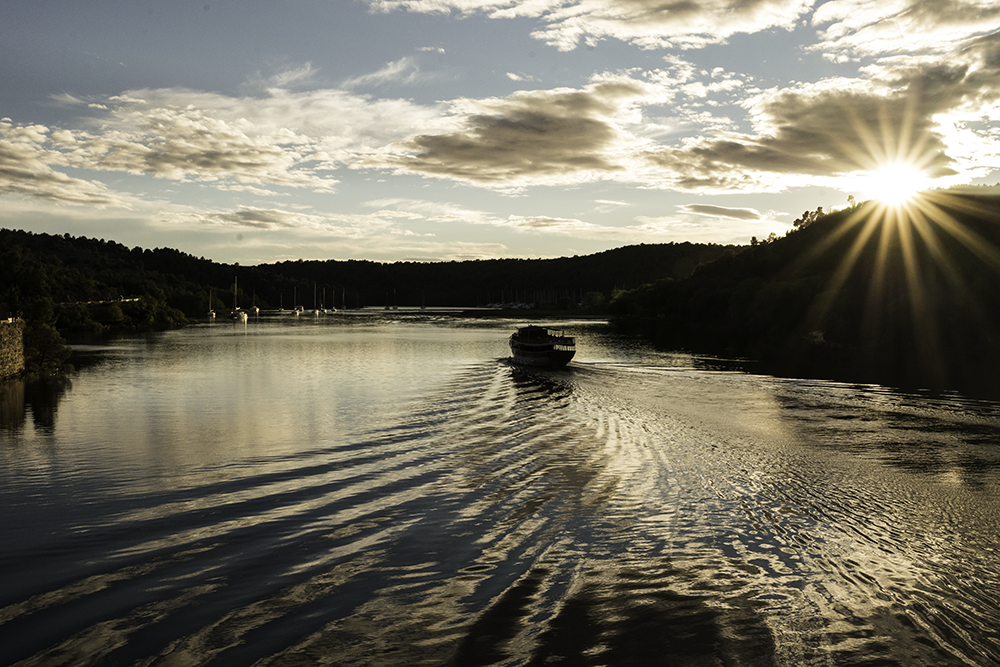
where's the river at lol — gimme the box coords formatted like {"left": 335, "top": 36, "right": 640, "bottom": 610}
{"left": 2, "top": 313, "right": 999, "bottom": 666}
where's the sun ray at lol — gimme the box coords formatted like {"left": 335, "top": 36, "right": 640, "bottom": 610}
{"left": 796, "top": 204, "right": 886, "bottom": 335}
{"left": 893, "top": 204, "right": 950, "bottom": 384}
{"left": 790, "top": 186, "right": 1000, "bottom": 391}
{"left": 914, "top": 192, "right": 1000, "bottom": 273}
{"left": 776, "top": 81, "right": 1000, "bottom": 390}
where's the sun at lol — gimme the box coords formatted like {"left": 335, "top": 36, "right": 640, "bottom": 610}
{"left": 856, "top": 163, "right": 931, "bottom": 206}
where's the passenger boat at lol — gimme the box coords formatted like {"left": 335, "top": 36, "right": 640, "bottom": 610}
{"left": 509, "top": 325, "right": 575, "bottom": 368}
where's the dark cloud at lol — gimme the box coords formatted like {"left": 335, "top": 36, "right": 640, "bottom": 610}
{"left": 382, "top": 80, "right": 652, "bottom": 185}
{"left": 212, "top": 207, "right": 304, "bottom": 229}
{"left": 398, "top": 113, "right": 620, "bottom": 182}
{"left": 680, "top": 204, "right": 762, "bottom": 220}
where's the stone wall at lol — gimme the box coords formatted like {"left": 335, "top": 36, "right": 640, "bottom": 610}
{"left": 0, "top": 320, "right": 25, "bottom": 379}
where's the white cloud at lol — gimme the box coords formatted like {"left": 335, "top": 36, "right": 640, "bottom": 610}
{"left": 813, "top": 0, "right": 1000, "bottom": 59}
{"left": 366, "top": 0, "right": 815, "bottom": 50}
{"left": 0, "top": 119, "right": 134, "bottom": 208}
{"left": 159, "top": 204, "right": 428, "bottom": 239}
{"left": 342, "top": 56, "right": 425, "bottom": 88}
{"left": 0, "top": 82, "right": 458, "bottom": 208}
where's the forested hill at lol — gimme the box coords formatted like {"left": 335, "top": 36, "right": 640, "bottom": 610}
{"left": 0, "top": 228, "right": 736, "bottom": 328}
{"left": 612, "top": 192, "right": 1000, "bottom": 396}
{"left": 264, "top": 242, "right": 733, "bottom": 310}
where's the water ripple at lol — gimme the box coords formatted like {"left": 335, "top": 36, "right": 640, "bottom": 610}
{"left": 3, "top": 360, "right": 1000, "bottom": 665}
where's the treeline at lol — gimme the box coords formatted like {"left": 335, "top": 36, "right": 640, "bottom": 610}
{"left": 610, "top": 192, "right": 1000, "bottom": 396}
{"left": 262, "top": 243, "right": 733, "bottom": 311}
{"left": 0, "top": 229, "right": 735, "bottom": 373}
{"left": 0, "top": 231, "right": 735, "bottom": 319}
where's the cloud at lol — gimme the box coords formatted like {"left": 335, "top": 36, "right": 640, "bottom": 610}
{"left": 83, "top": 106, "right": 337, "bottom": 190}
{"left": 370, "top": 75, "right": 665, "bottom": 187}
{"left": 250, "top": 63, "right": 319, "bottom": 90}
{"left": 813, "top": 0, "right": 1000, "bottom": 59}
{"left": 342, "top": 56, "right": 425, "bottom": 88}
{"left": 362, "top": 197, "right": 493, "bottom": 223}
{"left": 22, "top": 93, "right": 345, "bottom": 192}
{"left": 0, "top": 119, "right": 133, "bottom": 207}
{"left": 105, "top": 86, "right": 450, "bottom": 161}
{"left": 191, "top": 206, "right": 321, "bottom": 230}
{"left": 680, "top": 204, "right": 762, "bottom": 220}
{"left": 161, "top": 204, "right": 428, "bottom": 240}
{"left": 503, "top": 215, "right": 607, "bottom": 233}
{"left": 366, "top": 0, "right": 814, "bottom": 50}
{"left": 0, "top": 82, "right": 456, "bottom": 206}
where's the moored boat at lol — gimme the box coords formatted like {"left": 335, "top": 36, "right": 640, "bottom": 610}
{"left": 228, "top": 276, "right": 248, "bottom": 322}
{"left": 509, "top": 325, "right": 575, "bottom": 368}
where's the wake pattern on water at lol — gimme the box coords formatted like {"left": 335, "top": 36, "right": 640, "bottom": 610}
{"left": 2, "top": 361, "right": 998, "bottom": 665}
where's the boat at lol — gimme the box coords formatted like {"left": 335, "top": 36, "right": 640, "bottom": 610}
{"left": 509, "top": 325, "right": 575, "bottom": 368}
{"left": 228, "top": 277, "right": 248, "bottom": 322}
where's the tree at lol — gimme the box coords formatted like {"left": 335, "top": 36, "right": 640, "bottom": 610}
{"left": 793, "top": 207, "right": 825, "bottom": 229}
{"left": 23, "top": 297, "right": 71, "bottom": 376}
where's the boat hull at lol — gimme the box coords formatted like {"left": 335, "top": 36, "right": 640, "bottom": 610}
{"left": 510, "top": 348, "right": 575, "bottom": 368}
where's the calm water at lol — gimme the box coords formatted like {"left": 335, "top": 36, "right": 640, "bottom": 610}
{"left": 2, "top": 314, "right": 1000, "bottom": 666}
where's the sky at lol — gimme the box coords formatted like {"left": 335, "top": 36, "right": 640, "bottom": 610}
{"left": 2, "top": 0, "right": 1000, "bottom": 265}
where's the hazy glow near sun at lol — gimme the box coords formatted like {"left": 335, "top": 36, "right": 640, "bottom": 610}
{"left": 856, "top": 163, "right": 930, "bottom": 205}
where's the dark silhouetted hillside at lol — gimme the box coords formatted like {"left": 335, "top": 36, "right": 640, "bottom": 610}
{"left": 612, "top": 192, "right": 1000, "bottom": 396}
{"left": 0, "top": 229, "right": 735, "bottom": 328}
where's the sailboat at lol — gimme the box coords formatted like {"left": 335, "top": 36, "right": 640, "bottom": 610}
{"left": 207, "top": 289, "right": 215, "bottom": 319}
{"left": 229, "top": 277, "right": 248, "bottom": 322}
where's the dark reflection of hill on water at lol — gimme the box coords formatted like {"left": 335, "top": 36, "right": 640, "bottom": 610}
{"left": 1, "top": 321, "right": 999, "bottom": 665}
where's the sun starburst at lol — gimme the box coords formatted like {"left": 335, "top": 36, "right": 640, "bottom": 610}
{"left": 786, "top": 92, "right": 1000, "bottom": 391}
{"left": 855, "top": 162, "right": 933, "bottom": 206}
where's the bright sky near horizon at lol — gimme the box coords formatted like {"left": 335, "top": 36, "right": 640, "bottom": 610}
{"left": 2, "top": 0, "right": 1000, "bottom": 264}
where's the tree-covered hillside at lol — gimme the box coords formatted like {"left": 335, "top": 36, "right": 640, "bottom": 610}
{"left": 611, "top": 192, "right": 1000, "bottom": 395}
{"left": 261, "top": 242, "right": 735, "bottom": 311}
{"left": 0, "top": 228, "right": 737, "bottom": 374}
